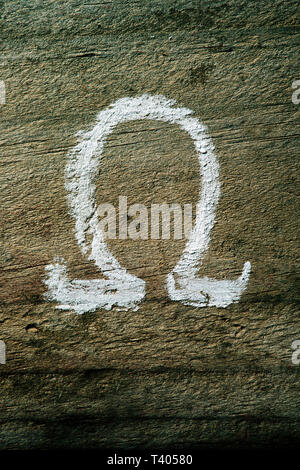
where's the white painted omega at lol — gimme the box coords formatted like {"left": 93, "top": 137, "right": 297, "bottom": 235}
{"left": 0, "top": 340, "right": 6, "bottom": 364}
{"left": 44, "top": 94, "right": 251, "bottom": 313}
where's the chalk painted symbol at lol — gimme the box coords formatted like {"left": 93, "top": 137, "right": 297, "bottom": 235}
{"left": 292, "top": 80, "right": 300, "bottom": 105}
{"left": 0, "top": 340, "right": 6, "bottom": 364}
{"left": 44, "top": 94, "right": 251, "bottom": 313}
{"left": 291, "top": 340, "right": 300, "bottom": 365}
{"left": 0, "top": 81, "right": 6, "bottom": 105}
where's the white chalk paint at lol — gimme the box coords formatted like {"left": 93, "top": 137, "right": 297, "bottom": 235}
{"left": 291, "top": 340, "right": 300, "bottom": 365}
{"left": 45, "top": 258, "right": 144, "bottom": 314}
{"left": 0, "top": 340, "right": 6, "bottom": 364}
{"left": 0, "top": 81, "right": 5, "bottom": 105}
{"left": 44, "top": 94, "right": 251, "bottom": 313}
{"left": 292, "top": 80, "right": 300, "bottom": 105}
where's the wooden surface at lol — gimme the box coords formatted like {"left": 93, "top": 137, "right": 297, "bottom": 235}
{"left": 0, "top": 0, "right": 299, "bottom": 450}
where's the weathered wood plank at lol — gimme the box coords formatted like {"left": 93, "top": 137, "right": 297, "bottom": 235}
{"left": 0, "top": 0, "right": 299, "bottom": 450}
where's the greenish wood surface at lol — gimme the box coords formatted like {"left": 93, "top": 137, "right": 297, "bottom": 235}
{"left": 0, "top": 0, "right": 299, "bottom": 450}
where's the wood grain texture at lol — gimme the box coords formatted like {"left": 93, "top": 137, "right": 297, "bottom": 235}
{"left": 0, "top": 0, "right": 299, "bottom": 450}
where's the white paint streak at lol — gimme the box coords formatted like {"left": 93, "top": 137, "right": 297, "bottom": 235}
{"left": 291, "top": 340, "right": 300, "bottom": 365}
{"left": 44, "top": 258, "right": 144, "bottom": 314}
{"left": 0, "top": 81, "right": 6, "bottom": 105}
{"left": 44, "top": 94, "right": 251, "bottom": 313}
{"left": 0, "top": 340, "right": 6, "bottom": 364}
{"left": 292, "top": 80, "right": 300, "bottom": 105}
